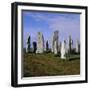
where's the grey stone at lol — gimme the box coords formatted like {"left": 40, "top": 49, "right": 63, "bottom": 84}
{"left": 26, "top": 34, "right": 31, "bottom": 53}
{"left": 76, "top": 40, "right": 80, "bottom": 53}
{"left": 61, "top": 40, "right": 67, "bottom": 59}
{"left": 68, "top": 35, "right": 73, "bottom": 54}
{"left": 51, "top": 31, "right": 59, "bottom": 54}
{"left": 36, "top": 32, "right": 44, "bottom": 53}
{"left": 54, "top": 41, "right": 58, "bottom": 54}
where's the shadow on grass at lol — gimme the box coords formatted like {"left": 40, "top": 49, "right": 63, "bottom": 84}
{"left": 68, "top": 57, "right": 80, "bottom": 61}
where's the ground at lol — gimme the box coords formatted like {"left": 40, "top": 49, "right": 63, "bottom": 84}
{"left": 23, "top": 53, "right": 80, "bottom": 77}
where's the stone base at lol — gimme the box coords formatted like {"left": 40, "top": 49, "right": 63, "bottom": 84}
{"left": 36, "top": 49, "right": 44, "bottom": 54}
{"left": 61, "top": 56, "right": 66, "bottom": 59}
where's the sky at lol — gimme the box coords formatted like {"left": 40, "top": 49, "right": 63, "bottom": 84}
{"left": 22, "top": 10, "right": 80, "bottom": 48}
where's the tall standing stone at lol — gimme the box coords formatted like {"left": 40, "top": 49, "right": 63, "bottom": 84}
{"left": 26, "top": 35, "right": 31, "bottom": 53}
{"left": 76, "top": 40, "right": 80, "bottom": 53}
{"left": 46, "top": 40, "right": 49, "bottom": 51}
{"left": 36, "top": 32, "right": 44, "bottom": 53}
{"left": 61, "top": 40, "right": 67, "bottom": 59}
{"left": 54, "top": 41, "right": 58, "bottom": 55}
{"left": 68, "top": 35, "right": 73, "bottom": 54}
{"left": 51, "top": 31, "right": 59, "bottom": 54}
{"left": 33, "top": 41, "right": 37, "bottom": 53}
{"left": 58, "top": 42, "right": 61, "bottom": 54}
{"left": 51, "top": 33, "right": 54, "bottom": 53}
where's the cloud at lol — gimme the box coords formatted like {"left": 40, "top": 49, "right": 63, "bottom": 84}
{"left": 23, "top": 11, "right": 48, "bottom": 22}
{"left": 28, "top": 12, "right": 80, "bottom": 32}
{"left": 23, "top": 11, "right": 80, "bottom": 48}
{"left": 23, "top": 11, "right": 80, "bottom": 32}
{"left": 48, "top": 17, "right": 79, "bottom": 31}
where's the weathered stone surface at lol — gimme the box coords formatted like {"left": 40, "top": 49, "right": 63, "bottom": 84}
{"left": 61, "top": 40, "right": 67, "bottom": 59}
{"left": 32, "top": 41, "right": 37, "bottom": 53}
{"left": 51, "top": 31, "right": 59, "bottom": 54}
{"left": 54, "top": 41, "right": 58, "bottom": 55}
{"left": 46, "top": 40, "right": 49, "bottom": 51}
{"left": 76, "top": 40, "right": 80, "bottom": 53}
{"left": 36, "top": 32, "right": 44, "bottom": 53}
{"left": 26, "top": 35, "right": 30, "bottom": 53}
{"left": 68, "top": 35, "right": 73, "bottom": 54}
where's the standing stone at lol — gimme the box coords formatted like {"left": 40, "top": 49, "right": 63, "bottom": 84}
{"left": 46, "top": 40, "right": 49, "bottom": 51}
{"left": 54, "top": 41, "right": 58, "bottom": 55}
{"left": 26, "top": 35, "right": 30, "bottom": 53}
{"left": 61, "top": 40, "right": 67, "bottom": 59}
{"left": 68, "top": 35, "right": 73, "bottom": 54}
{"left": 58, "top": 42, "right": 61, "bottom": 55}
{"left": 33, "top": 41, "right": 37, "bottom": 53}
{"left": 51, "top": 33, "right": 54, "bottom": 53}
{"left": 36, "top": 32, "right": 44, "bottom": 53}
{"left": 51, "top": 31, "right": 59, "bottom": 54}
{"left": 76, "top": 40, "right": 80, "bottom": 53}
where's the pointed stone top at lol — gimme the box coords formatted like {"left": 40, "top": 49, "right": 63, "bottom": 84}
{"left": 27, "top": 32, "right": 30, "bottom": 38}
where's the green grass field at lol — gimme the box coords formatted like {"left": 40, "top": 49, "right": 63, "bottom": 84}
{"left": 23, "top": 53, "right": 80, "bottom": 77}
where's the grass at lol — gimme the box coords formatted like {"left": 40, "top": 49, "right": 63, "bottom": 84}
{"left": 23, "top": 53, "right": 80, "bottom": 77}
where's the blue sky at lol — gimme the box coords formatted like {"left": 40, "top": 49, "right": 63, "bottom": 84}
{"left": 22, "top": 11, "right": 80, "bottom": 48}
